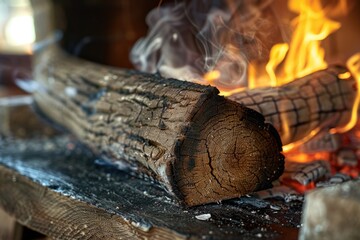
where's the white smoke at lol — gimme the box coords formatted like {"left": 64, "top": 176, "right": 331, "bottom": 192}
{"left": 130, "top": 0, "right": 275, "bottom": 90}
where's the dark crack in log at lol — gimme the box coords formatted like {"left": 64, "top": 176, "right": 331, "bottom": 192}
{"left": 229, "top": 66, "right": 357, "bottom": 145}
{"left": 32, "top": 47, "right": 284, "bottom": 206}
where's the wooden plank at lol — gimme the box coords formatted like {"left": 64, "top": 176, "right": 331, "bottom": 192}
{"left": 0, "top": 97, "right": 301, "bottom": 239}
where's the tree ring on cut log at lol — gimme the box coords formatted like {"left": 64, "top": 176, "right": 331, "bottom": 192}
{"left": 174, "top": 95, "right": 284, "bottom": 206}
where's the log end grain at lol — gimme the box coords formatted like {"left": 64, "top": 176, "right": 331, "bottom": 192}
{"left": 173, "top": 96, "right": 285, "bottom": 206}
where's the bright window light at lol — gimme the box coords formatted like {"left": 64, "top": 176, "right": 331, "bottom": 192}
{"left": 5, "top": 14, "right": 35, "bottom": 46}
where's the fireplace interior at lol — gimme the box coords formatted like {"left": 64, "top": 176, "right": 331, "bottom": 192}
{"left": 0, "top": 0, "right": 360, "bottom": 239}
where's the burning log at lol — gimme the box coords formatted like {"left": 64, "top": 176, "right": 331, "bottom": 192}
{"left": 298, "top": 132, "right": 341, "bottom": 154}
{"left": 281, "top": 160, "right": 331, "bottom": 186}
{"left": 32, "top": 47, "right": 284, "bottom": 206}
{"left": 229, "top": 67, "right": 357, "bottom": 146}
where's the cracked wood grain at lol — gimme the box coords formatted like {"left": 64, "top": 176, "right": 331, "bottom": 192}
{"left": 229, "top": 66, "right": 357, "bottom": 145}
{"left": 33, "top": 47, "right": 284, "bottom": 206}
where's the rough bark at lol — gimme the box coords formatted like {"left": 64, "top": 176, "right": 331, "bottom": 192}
{"left": 229, "top": 66, "right": 356, "bottom": 146}
{"left": 33, "top": 47, "right": 284, "bottom": 206}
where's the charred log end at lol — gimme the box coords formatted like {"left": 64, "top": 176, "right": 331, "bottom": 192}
{"left": 174, "top": 96, "right": 284, "bottom": 206}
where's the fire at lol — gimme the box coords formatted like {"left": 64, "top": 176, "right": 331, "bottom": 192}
{"left": 204, "top": 0, "right": 347, "bottom": 91}
{"left": 203, "top": 70, "right": 221, "bottom": 84}
{"left": 203, "top": 70, "right": 246, "bottom": 97}
{"left": 264, "top": 43, "right": 289, "bottom": 87}
{"left": 257, "top": 0, "right": 343, "bottom": 87}
{"left": 202, "top": 0, "right": 360, "bottom": 157}
{"left": 331, "top": 53, "right": 360, "bottom": 133}
{"left": 131, "top": 0, "right": 360, "bottom": 195}
{"left": 282, "top": 128, "right": 322, "bottom": 153}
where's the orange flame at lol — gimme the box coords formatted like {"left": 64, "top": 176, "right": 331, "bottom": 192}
{"left": 202, "top": 0, "right": 359, "bottom": 158}
{"left": 264, "top": 0, "right": 342, "bottom": 86}
{"left": 204, "top": 0, "right": 347, "bottom": 91}
{"left": 258, "top": 0, "right": 357, "bottom": 153}
{"left": 264, "top": 43, "right": 289, "bottom": 87}
{"left": 203, "top": 70, "right": 246, "bottom": 96}
{"left": 203, "top": 70, "right": 221, "bottom": 84}
{"left": 282, "top": 128, "right": 322, "bottom": 153}
{"left": 331, "top": 53, "right": 360, "bottom": 133}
